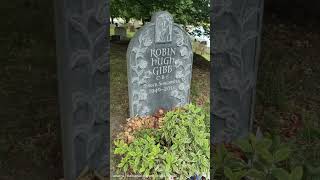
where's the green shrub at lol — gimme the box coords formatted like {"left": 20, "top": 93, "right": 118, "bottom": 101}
{"left": 213, "top": 134, "right": 303, "bottom": 180}
{"left": 113, "top": 104, "right": 210, "bottom": 179}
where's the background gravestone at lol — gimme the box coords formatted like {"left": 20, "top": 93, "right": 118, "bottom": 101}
{"left": 54, "top": 0, "right": 109, "bottom": 179}
{"left": 211, "top": 0, "right": 265, "bottom": 143}
{"left": 129, "top": 24, "right": 136, "bottom": 32}
{"left": 114, "top": 27, "right": 127, "bottom": 40}
{"left": 127, "top": 11, "right": 193, "bottom": 117}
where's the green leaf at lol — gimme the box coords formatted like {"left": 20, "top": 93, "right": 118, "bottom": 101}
{"left": 290, "top": 166, "right": 303, "bottom": 180}
{"left": 134, "top": 157, "right": 140, "bottom": 167}
{"left": 236, "top": 139, "right": 252, "bottom": 153}
{"left": 144, "top": 169, "right": 150, "bottom": 177}
{"left": 247, "top": 169, "right": 266, "bottom": 180}
{"left": 273, "top": 147, "right": 291, "bottom": 163}
{"left": 271, "top": 168, "right": 290, "bottom": 180}
{"left": 234, "top": 170, "right": 247, "bottom": 180}
{"left": 256, "top": 138, "right": 272, "bottom": 150}
{"left": 257, "top": 148, "right": 273, "bottom": 163}
{"left": 113, "top": 147, "right": 123, "bottom": 154}
{"left": 249, "top": 134, "right": 257, "bottom": 148}
{"left": 123, "top": 164, "right": 128, "bottom": 172}
{"left": 139, "top": 165, "right": 146, "bottom": 173}
{"left": 306, "top": 164, "right": 320, "bottom": 175}
{"left": 129, "top": 151, "right": 136, "bottom": 156}
{"left": 117, "top": 161, "right": 125, "bottom": 168}
{"left": 224, "top": 167, "right": 235, "bottom": 180}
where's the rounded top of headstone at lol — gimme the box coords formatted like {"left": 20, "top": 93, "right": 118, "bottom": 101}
{"left": 151, "top": 11, "right": 173, "bottom": 23}
{"left": 127, "top": 10, "right": 193, "bottom": 117}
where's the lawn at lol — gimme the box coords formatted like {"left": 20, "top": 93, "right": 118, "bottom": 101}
{"left": 110, "top": 25, "right": 136, "bottom": 39}
{"left": 192, "top": 41, "right": 210, "bottom": 61}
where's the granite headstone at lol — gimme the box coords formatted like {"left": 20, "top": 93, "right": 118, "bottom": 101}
{"left": 127, "top": 11, "right": 193, "bottom": 117}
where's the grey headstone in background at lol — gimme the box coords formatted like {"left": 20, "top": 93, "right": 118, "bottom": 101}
{"left": 127, "top": 11, "right": 193, "bottom": 117}
{"left": 211, "top": 0, "right": 264, "bottom": 143}
{"left": 129, "top": 24, "right": 136, "bottom": 32}
{"left": 54, "top": 0, "right": 109, "bottom": 179}
{"left": 114, "top": 27, "right": 127, "bottom": 40}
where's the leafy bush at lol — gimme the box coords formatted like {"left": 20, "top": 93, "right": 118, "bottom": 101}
{"left": 213, "top": 134, "right": 303, "bottom": 180}
{"left": 113, "top": 104, "right": 210, "bottom": 179}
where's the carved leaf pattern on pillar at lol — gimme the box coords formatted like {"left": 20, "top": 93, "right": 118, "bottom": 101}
{"left": 66, "top": 0, "right": 108, "bottom": 177}
{"left": 212, "top": 0, "right": 264, "bottom": 143}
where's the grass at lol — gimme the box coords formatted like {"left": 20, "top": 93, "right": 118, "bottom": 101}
{"left": 192, "top": 41, "right": 210, "bottom": 61}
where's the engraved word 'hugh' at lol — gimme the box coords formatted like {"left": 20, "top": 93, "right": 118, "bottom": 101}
{"left": 150, "top": 47, "right": 176, "bottom": 76}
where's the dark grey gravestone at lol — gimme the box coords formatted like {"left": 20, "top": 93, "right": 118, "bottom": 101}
{"left": 211, "top": 0, "right": 264, "bottom": 143}
{"left": 54, "top": 0, "right": 109, "bottom": 179}
{"left": 127, "top": 11, "right": 193, "bottom": 117}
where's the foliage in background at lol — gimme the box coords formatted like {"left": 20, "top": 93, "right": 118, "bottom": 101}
{"left": 113, "top": 104, "right": 210, "bottom": 179}
{"left": 110, "top": 0, "right": 210, "bottom": 30}
{"left": 213, "top": 134, "right": 303, "bottom": 180}
{"left": 289, "top": 110, "right": 320, "bottom": 179}
{"left": 255, "top": 23, "right": 320, "bottom": 180}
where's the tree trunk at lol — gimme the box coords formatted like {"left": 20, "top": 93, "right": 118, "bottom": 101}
{"left": 125, "top": 17, "right": 130, "bottom": 23}
{"left": 111, "top": 17, "right": 114, "bottom": 24}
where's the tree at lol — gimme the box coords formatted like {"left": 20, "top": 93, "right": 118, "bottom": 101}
{"left": 110, "top": 0, "right": 123, "bottom": 23}
{"left": 110, "top": 0, "right": 210, "bottom": 29}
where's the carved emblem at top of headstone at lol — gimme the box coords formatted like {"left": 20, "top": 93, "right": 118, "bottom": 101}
{"left": 154, "top": 12, "right": 173, "bottom": 43}
{"left": 127, "top": 11, "right": 193, "bottom": 117}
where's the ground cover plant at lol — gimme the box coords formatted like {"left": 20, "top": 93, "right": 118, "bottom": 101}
{"left": 113, "top": 104, "right": 210, "bottom": 179}
{"left": 213, "top": 134, "right": 303, "bottom": 180}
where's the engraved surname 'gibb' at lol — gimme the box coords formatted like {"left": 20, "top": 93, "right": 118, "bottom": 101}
{"left": 150, "top": 47, "right": 176, "bottom": 76}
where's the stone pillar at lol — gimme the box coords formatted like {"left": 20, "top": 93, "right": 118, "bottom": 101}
{"left": 211, "top": 0, "right": 264, "bottom": 143}
{"left": 54, "top": 0, "right": 109, "bottom": 179}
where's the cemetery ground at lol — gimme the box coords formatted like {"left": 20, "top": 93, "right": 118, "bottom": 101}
{"left": 253, "top": 18, "right": 320, "bottom": 176}
{"left": 0, "top": 3, "right": 320, "bottom": 179}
